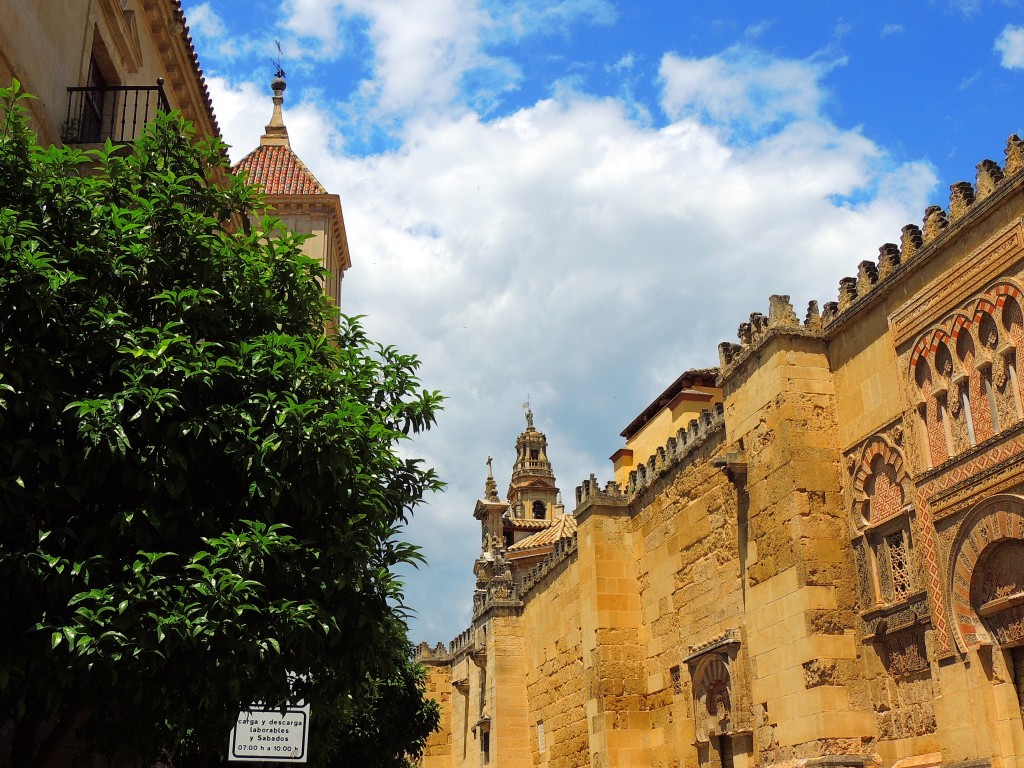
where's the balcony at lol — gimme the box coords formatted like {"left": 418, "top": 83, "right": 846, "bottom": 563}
{"left": 64, "top": 80, "right": 169, "bottom": 144}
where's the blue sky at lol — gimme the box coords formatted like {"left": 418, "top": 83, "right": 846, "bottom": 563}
{"left": 183, "top": 0, "right": 1024, "bottom": 644}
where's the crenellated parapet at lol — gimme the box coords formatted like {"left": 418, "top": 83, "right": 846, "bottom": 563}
{"left": 412, "top": 630, "right": 480, "bottom": 664}
{"left": 623, "top": 402, "right": 725, "bottom": 497}
{"left": 719, "top": 135, "right": 1024, "bottom": 376}
{"left": 517, "top": 533, "right": 579, "bottom": 599}
{"left": 574, "top": 473, "right": 625, "bottom": 507}
{"left": 414, "top": 640, "right": 452, "bottom": 664}
{"left": 718, "top": 294, "right": 825, "bottom": 379}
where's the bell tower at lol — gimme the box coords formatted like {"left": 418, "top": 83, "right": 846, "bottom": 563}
{"left": 507, "top": 405, "right": 561, "bottom": 520}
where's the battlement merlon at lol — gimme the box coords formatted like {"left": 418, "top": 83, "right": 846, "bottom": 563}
{"left": 718, "top": 294, "right": 825, "bottom": 381}
{"left": 718, "top": 134, "right": 1024, "bottom": 382}
{"left": 581, "top": 402, "right": 726, "bottom": 509}
{"left": 413, "top": 640, "right": 452, "bottom": 664}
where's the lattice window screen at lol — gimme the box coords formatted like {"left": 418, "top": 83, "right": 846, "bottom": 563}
{"left": 886, "top": 529, "right": 912, "bottom": 600}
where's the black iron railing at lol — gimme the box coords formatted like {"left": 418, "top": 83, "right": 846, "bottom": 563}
{"left": 64, "top": 79, "right": 169, "bottom": 144}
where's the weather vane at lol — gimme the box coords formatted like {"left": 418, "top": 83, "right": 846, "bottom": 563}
{"left": 522, "top": 396, "right": 534, "bottom": 428}
{"left": 270, "top": 40, "right": 286, "bottom": 80}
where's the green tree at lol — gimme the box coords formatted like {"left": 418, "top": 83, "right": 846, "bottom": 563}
{"left": 0, "top": 82, "right": 442, "bottom": 766}
{"left": 316, "top": 643, "right": 441, "bottom": 768}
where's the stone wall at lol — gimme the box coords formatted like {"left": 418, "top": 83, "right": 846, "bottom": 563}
{"left": 631, "top": 418, "right": 734, "bottom": 768}
{"left": 521, "top": 551, "right": 587, "bottom": 768}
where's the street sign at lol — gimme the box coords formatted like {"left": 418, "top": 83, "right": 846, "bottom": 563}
{"left": 228, "top": 703, "right": 310, "bottom": 763}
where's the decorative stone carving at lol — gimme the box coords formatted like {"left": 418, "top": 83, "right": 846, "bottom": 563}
{"left": 995, "top": 358, "right": 1019, "bottom": 432}
{"left": 806, "top": 300, "right": 822, "bottom": 329}
{"left": 692, "top": 654, "right": 732, "bottom": 743}
{"left": 1006, "top": 134, "right": 1024, "bottom": 177}
{"left": 976, "top": 159, "right": 1004, "bottom": 200}
{"left": 839, "top": 276, "right": 858, "bottom": 311}
{"left": 901, "top": 224, "right": 924, "bottom": 262}
{"left": 972, "top": 538, "right": 1024, "bottom": 646}
{"left": 949, "top": 181, "right": 976, "bottom": 222}
{"left": 947, "top": 495, "right": 1024, "bottom": 650}
{"left": 908, "top": 281, "right": 1024, "bottom": 464}
{"left": 851, "top": 436, "right": 907, "bottom": 530}
{"left": 922, "top": 205, "right": 948, "bottom": 242}
{"left": 883, "top": 628, "right": 929, "bottom": 676}
{"left": 857, "top": 260, "right": 879, "bottom": 296}
{"left": 878, "top": 243, "right": 901, "bottom": 280}
{"left": 768, "top": 294, "right": 799, "bottom": 328}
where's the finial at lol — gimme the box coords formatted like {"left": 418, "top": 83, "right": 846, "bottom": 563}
{"left": 484, "top": 456, "right": 499, "bottom": 501}
{"left": 522, "top": 397, "right": 534, "bottom": 429}
{"left": 271, "top": 40, "right": 286, "bottom": 81}
{"left": 261, "top": 42, "right": 290, "bottom": 148}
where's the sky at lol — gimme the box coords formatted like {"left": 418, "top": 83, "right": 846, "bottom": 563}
{"left": 182, "top": 0, "right": 1024, "bottom": 644}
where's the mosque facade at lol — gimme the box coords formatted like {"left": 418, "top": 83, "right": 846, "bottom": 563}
{"left": 417, "top": 134, "right": 1024, "bottom": 768}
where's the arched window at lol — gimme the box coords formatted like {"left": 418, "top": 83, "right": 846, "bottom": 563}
{"left": 915, "top": 356, "right": 950, "bottom": 467}
{"left": 1002, "top": 296, "right": 1024, "bottom": 419}
{"left": 532, "top": 501, "right": 546, "bottom": 520}
{"left": 958, "top": 325, "right": 994, "bottom": 443}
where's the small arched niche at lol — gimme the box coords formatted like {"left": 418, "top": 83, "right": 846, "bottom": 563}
{"left": 971, "top": 539, "right": 1024, "bottom": 647}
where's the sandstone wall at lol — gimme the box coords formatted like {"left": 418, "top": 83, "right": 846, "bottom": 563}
{"left": 726, "top": 335, "right": 872, "bottom": 765}
{"left": 629, "top": 424, "right": 737, "bottom": 768}
{"left": 521, "top": 552, "right": 588, "bottom": 768}
{"left": 422, "top": 661, "right": 454, "bottom": 768}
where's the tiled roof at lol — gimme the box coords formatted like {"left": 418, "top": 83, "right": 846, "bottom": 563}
{"left": 507, "top": 514, "right": 577, "bottom": 552}
{"left": 620, "top": 367, "right": 720, "bottom": 439}
{"left": 232, "top": 145, "right": 327, "bottom": 196}
{"left": 505, "top": 518, "right": 552, "bottom": 531}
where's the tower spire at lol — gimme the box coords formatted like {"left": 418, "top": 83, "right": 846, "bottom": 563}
{"left": 261, "top": 55, "right": 290, "bottom": 148}
{"left": 507, "top": 405, "right": 559, "bottom": 520}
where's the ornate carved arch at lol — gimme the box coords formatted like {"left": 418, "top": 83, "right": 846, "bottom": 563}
{"left": 692, "top": 654, "right": 732, "bottom": 743}
{"left": 947, "top": 494, "right": 1024, "bottom": 651}
{"left": 985, "top": 279, "right": 1024, "bottom": 309}
{"left": 973, "top": 298, "right": 999, "bottom": 327}
{"left": 851, "top": 436, "right": 910, "bottom": 531}
{"left": 910, "top": 327, "right": 954, "bottom": 372}
{"left": 949, "top": 313, "right": 975, "bottom": 347}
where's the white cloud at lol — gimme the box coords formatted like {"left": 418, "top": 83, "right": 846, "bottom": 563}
{"left": 947, "top": 0, "right": 982, "bottom": 14}
{"left": 205, "top": 77, "right": 270, "bottom": 159}
{"left": 996, "top": 24, "right": 1024, "bottom": 69}
{"left": 186, "top": 2, "right": 226, "bottom": 38}
{"left": 209, "top": 39, "right": 936, "bottom": 641}
{"left": 658, "top": 47, "right": 834, "bottom": 132}
{"left": 491, "top": 0, "right": 617, "bottom": 38}
{"left": 744, "top": 21, "right": 771, "bottom": 39}
{"left": 277, "top": 0, "right": 615, "bottom": 120}
{"left": 280, "top": 0, "right": 349, "bottom": 54}
{"left": 608, "top": 53, "right": 636, "bottom": 72}
{"left": 881, "top": 23, "right": 904, "bottom": 36}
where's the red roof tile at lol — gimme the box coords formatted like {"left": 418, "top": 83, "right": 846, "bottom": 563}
{"left": 507, "top": 514, "right": 577, "bottom": 552}
{"left": 232, "top": 144, "right": 327, "bottom": 196}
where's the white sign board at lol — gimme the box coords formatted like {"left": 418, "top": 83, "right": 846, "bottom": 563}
{"left": 228, "top": 704, "right": 310, "bottom": 763}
